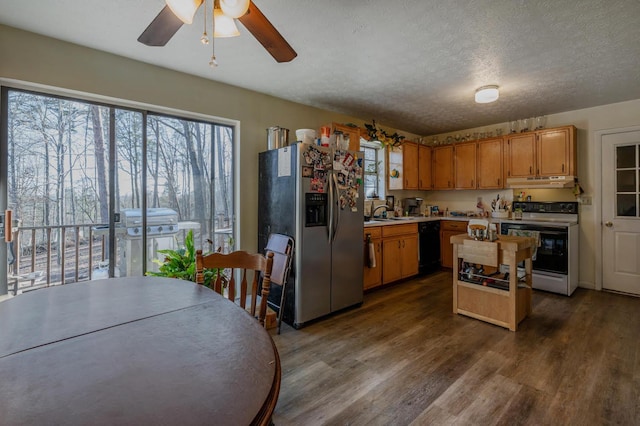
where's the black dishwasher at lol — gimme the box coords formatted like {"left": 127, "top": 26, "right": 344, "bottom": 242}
{"left": 419, "top": 221, "right": 441, "bottom": 274}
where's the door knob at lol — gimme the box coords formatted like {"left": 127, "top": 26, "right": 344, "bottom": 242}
{"left": 605, "top": 221, "right": 613, "bottom": 227}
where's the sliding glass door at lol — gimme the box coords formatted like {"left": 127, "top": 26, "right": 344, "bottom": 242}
{"left": 1, "top": 87, "right": 235, "bottom": 295}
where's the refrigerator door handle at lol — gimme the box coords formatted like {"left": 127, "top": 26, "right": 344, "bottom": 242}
{"left": 332, "top": 173, "right": 340, "bottom": 241}
{"left": 327, "top": 169, "right": 334, "bottom": 243}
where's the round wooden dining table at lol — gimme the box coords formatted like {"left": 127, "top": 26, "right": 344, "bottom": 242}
{"left": 0, "top": 277, "right": 281, "bottom": 425}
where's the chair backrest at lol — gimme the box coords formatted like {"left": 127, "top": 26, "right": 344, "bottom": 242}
{"left": 265, "top": 234, "right": 294, "bottom": 287}
{"left": 195, "top": 249, "right": 274, "bottom": 327}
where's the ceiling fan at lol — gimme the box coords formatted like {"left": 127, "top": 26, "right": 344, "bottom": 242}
{"left": 138, "top": 0, "right": 297, "bottom": 63}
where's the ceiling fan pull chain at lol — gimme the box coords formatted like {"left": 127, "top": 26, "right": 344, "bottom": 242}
{"left": 209, "top": 0, "right": 218, "bottom": 68}
{"left": 201, "top": 0, "right": 209, "bottom": 45}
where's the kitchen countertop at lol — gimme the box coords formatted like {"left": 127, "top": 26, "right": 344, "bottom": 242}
{"left": 364, "top": 216, "right": 501, "bottom": 227}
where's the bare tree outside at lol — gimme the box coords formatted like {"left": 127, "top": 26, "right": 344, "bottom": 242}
{"left": 4, "top": 89, "right": 234, "bottom": 292}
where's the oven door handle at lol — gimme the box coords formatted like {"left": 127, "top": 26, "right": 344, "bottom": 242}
{"left": 537, "top": 230, "right": 568, "bottom": 236}
{"left": 505, "top": 227, "right": 567, "bottom": 236}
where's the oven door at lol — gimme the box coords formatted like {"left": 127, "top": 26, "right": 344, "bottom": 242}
{"left": 500, "top": 223, "right": 568, "bottom": 274}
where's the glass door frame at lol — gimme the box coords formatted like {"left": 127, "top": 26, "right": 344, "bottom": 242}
{"left": 0, "top": 81, "right": 239, "bottom": 294}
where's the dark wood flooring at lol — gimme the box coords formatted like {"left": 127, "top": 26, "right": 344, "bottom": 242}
{"left": 271, "top": 271, "right": 640, "bottom": 425}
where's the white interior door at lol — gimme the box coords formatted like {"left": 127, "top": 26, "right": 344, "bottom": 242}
{"left": 601, "top": 130, "right": 640, "bottom": 295}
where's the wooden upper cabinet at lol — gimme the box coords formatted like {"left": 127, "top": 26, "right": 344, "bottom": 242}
{"left": 506, "top": 133, "right": 536, "bottom": 177}
{"left": 418, "top": 145, "right": 432, "bottom": 189}
{"left": 477, "top": 138, "right": 504, "bottom": 189}
{"left": 403, "top": 142, "right": 419, "bottom": 189}
{"left": 537, "top": 126, "right": 576, "bottom": 176}
{"left": 433, "top": 145, "right": 454, "bottom": 189}
{"left": 454, "top": 142, "right": 477, "bottom": 189}
{"left": 506, "top": 125, "right": 577, "bottom": 178}
{"left": 387, "top": 146, "right": 404, "bottom": 190}
{"left": 332, "top": 123, "right": 360, "bottom": 151}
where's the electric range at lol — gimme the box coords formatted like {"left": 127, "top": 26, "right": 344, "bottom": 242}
{"left": 500, "top": 201, "right": 579, "bottom": 296}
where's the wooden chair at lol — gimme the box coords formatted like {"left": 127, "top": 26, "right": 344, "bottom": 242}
{"left": 264, "top": 234, "right": 295, "bottom": 334}
{"left": 195, "top": 249, "right": 274, "bottom": 328}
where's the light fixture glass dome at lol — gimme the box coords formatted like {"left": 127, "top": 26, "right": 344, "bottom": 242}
{"left": 219, "top": 0, "right": 250, "bottom": 18}
{"left": 475, "top": 85, "right": 500, "bottom": 104}
{"left": 166, "top": 0, "right": 203, "bottom": 24}
{"left": 214, "top": 8, "right": 240, "bottom": 37}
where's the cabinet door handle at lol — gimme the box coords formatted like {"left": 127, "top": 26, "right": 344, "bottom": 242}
{"left": 471, "top": 179, "right": 474, "bottom": 187}
{"left": 562, "top": 164, "right": 565, "bottom": 172}
{"left": 497, "top": 178, "right": 500, "bottom": 185}
{"left": 529, "top": 166, "right": 532, "bottom": 174}
{"left": 398, "top": 241, "right": 401, "bottom": 249}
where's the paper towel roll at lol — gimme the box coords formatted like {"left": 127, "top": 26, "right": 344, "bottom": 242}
{"left": 368, "top": 241, "right": 376, "bottom": 268}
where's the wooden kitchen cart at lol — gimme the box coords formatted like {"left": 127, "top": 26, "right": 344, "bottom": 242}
{"left": 451, "top": 234, "right": 535, "bottom": 331}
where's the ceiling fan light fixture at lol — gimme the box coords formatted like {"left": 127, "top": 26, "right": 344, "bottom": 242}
{"left": 214, "top": 8, "right": 240, "bottom": 37}
{"left": 475, "top": 85, "right": 499, "bottom": 103}
{"left": 166, "top": 0, "right": 203, "bottom": 25}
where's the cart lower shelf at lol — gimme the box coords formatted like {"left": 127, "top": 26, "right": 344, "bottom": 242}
{"left": 455, "top": 280, "right": 531, "bottom": 329}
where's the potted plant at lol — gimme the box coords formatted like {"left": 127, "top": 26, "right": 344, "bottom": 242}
{"left": 147, "top": 229, "right": 226, "bottom": 289}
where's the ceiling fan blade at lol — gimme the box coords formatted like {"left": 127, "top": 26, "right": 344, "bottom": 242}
{"left": 138, "top": 5, "right": 184, "bottom": 47}
{"left": 238, "top": 2, "right": 297, "bottom": 63}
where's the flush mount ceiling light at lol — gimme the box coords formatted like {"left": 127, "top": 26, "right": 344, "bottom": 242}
{"left": 475, "top": 85, "right": 500, "bottom": 104}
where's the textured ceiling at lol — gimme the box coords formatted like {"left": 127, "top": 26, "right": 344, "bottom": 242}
{"left": 1, "top": 0, "right": 640, "bottom": 135}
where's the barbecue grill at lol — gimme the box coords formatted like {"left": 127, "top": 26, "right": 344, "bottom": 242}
{"left": 116, "top": 208, "right": 179, "bottom": 277}
{"left": 92, "top": 208, "right": 202, "bottom": 278}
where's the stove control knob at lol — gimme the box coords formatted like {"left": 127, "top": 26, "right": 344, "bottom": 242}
{"left": 133, "top": 227, "right": 140, "bottom": 234}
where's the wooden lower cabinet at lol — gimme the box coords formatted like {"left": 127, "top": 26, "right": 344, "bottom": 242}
{"left": 400, "top": 234, "right": 419, "bottom": 277}
{"left": 440, "top": 220, "right": 469, "bottom": 268}
{"left": 382, "top": 223, "right": 419, "bottom": 284}
{"left": 363, "top": 227, "right": 382, "bottom": 290}
{"left": 364, "top": 223, "right": 419, "bottom": 288}
{"left": 382, "top": 238, "right": 403, "bottom": 283}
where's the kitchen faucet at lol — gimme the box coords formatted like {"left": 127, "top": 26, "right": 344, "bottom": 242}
{"left": 371, "top": 203, "right": 390, "bottom": 219}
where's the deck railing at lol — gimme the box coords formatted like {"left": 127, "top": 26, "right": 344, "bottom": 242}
{"left": 7, "top": 221, "right": 233, "bottom": 294}
{"left": 9, "top": 223, "right": 108, "bottom": 289}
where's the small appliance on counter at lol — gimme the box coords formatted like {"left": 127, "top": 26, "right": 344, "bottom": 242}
{"left": 403, "top": 197, "right": 423, "bottom": 216}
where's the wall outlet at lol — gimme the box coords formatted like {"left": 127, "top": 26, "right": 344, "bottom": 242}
{"left": 580, "top": 195, "right": 592, "bottom": 205}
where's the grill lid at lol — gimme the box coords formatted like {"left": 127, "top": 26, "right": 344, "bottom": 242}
{"left": 117, "top": 208, "right": 178, "bottom": 228}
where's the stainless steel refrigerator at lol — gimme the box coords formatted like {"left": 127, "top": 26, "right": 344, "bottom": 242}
{"left": 258, "top": 143, "right": 364, "bottom": 328}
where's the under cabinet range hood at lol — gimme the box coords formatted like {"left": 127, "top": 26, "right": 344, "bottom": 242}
{"left": 506, "top": 176, "right": 576, "bottom": 189}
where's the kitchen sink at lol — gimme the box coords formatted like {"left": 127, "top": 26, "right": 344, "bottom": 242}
{"left": 366, "top": 218, "right": 394, "bottom": 223}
